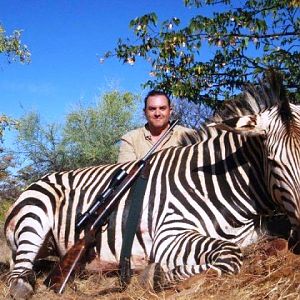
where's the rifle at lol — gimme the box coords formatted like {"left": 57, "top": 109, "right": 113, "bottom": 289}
{"left": 44, "top": 119, "right": 179, "bottom": 294}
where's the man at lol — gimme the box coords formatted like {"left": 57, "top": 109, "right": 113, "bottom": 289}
{"left": 117, "top": 90, "right": 199, "bottom": 163}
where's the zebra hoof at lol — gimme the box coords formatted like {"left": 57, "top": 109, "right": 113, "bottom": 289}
{"left": 9, "top": 278, "right": 34, "bottom": 300}
{"left": 138, "top": 263, "right": 166, "bottom": 292}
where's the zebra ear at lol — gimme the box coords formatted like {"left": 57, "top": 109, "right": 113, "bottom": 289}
{"left": 208, "top": 115, "right": 267, "bottom": 137}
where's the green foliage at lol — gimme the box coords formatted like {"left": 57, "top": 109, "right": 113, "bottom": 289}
{"left": 0, "top": 118, "right": 19, "bottom": 197}
{"left": 0, "top": 115, "right": 18, "bottom": 143}
{"left": 0, "top": 23, "right": 30, "bottom": 143}
{"left": 0, "top": 146, "right": 22, "bottom": 202}
{"left": 0, "top": 199, "right": 12, "bottom": 224}
{"left": 104, "top": 0, "right": 299, "bottom": 107}
{"left": 16, "top": 111, "right": 66, "bottom": 181}
{"left": 0, "top": 24, "right": 31, "bottom": 63}
{"left": 14, "top": 91, "right": 138, "bottom": 184}
{"left": 63, "top": 90, "right": 138, "bottom": 167}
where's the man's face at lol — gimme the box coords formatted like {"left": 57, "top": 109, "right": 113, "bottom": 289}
{"left": 144, "top": 95, "right": 172, "bottom": 130}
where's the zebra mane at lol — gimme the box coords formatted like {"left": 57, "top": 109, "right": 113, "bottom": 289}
{"left": 211, "top": 70, "right": 291, "bottom": 124}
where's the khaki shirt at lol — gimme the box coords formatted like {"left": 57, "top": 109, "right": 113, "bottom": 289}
{"left": 117, "top": 124, "right": 199, "bottom": 163}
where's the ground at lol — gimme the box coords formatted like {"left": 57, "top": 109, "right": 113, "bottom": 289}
{"left": 1, "top": 227, "right": 300, "bottom": 299}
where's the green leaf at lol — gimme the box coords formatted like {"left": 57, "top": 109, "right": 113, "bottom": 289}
{"left": 104, "top": 1, "right": 300, "bottom": 105}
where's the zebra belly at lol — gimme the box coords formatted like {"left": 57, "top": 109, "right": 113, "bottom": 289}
{"left": 85, "top": 253, "right": 148, "bottom": 273}
{"left": 85, "top": 224, "right": 151, "bottom": 273}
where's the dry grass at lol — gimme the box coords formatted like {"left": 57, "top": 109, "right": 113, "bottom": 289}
{"left": 1, "top": 231, "right": 300, "bottom": 299}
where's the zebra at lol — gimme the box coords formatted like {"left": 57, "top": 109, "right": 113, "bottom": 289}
{"left": 4, "top": 71, "right": 300, "bottom": 299}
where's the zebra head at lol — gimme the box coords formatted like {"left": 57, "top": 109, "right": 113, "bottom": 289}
{"left": 209, "top": 71, "right": 300, "bottom": 253}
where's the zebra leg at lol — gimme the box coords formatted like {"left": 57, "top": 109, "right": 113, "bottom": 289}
{"left": 140, "top": 233, "right": 243, "bottom": 290}
{"left": 5, "top": 208, "right": 52, "bottom": 299}
{"left": 167, "top": 238, "right": 243, "bottom": 282}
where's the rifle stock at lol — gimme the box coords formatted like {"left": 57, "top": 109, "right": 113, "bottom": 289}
{"left": 44, "top": 120, "right": 179, "bottom": 293}
{"left": 44, "top": 237, "right": 87, "bottom": 293}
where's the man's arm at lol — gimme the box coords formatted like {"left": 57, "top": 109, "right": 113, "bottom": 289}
{"left": 117, "top": 137, "right": 137, "bottom": 163}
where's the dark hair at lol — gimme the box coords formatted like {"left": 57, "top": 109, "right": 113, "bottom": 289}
{"left": 144, "top": 90, "right": 171, "bottom": 109}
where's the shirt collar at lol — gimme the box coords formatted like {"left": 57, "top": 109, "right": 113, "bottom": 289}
{"left": 143, "top": 124, "right": 152, "bottom": 141}
{"left": 143, "top": 122, "right": 175, "bottom": 141}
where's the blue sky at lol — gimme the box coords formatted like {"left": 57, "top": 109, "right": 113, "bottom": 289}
{"left": 1, "top": 0, "right": 199, "bottom": 127}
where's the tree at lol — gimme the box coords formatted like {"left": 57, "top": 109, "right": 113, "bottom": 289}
{"left": 16, "top": 112, "right": 66, "bottom": 181}
{"left": 0, "top": 115, "right": 20, "bottom": 197}
{"left": 63, "top": 90, "right": 138, "bottom": 167}
{"left": 0, "top": 24, "right": 31, "bottom": 64}
{"left": 14, "top": 90, "right": 138, "bottom": 184}
{"left": 0, "top": 23, "right": 30, "bottom": 142}
{"left": 0, "top": 23, "right": 31, "bottom": 199}
{"left": 0, "top": 147, "right": 22, "bottom": 201}
{"left": 0, "top": 115, "right": 18, "bottom": 143}
{"left": 172, "top": 98, "right": 213, "bottom": 129}
{"left": 104, "top": 0, "right": 299, "bottom": 107}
